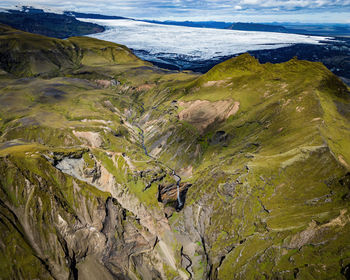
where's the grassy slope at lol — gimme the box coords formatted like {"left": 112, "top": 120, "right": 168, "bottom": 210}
{"left": 1, "top": 25, "right": 350, "bottom": 279}
{"left": 0, "top": 144, "right": 111, "bottom": 278}
{"left": 137, "top": 54, "right": 350, "bottom": 279}
{"left": 0, "top": 25, "right": 199, "bottom": 278}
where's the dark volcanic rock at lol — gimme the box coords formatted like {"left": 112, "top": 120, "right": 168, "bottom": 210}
{"left": 0, "top": 6, "right": 105, "bottom": 38}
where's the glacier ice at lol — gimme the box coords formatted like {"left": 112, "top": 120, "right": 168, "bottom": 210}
{"left": 79, "top": 18, "right": 332, "bottom": 68}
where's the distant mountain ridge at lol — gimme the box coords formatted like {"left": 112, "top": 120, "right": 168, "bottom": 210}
{"left": 0, "top": 6, "right": 105, "bottom": 38}
{"left": 64, "top": 11, "right": 129, "bottom": 20}
{"left": 228, "top": 22, "right": 288, "bottom": 32}
{"left": 145, "top": 20, "right": 350, "bottom": 36}
{"left": 143, "top": 20, "right": 232, "bottom": 29}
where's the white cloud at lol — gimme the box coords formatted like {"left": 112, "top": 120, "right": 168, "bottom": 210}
{"left": 240, "top": 0, "right": 259, "bottom": 4}
{"left": 1, "top": 0, "right": 350, "bottom": 22}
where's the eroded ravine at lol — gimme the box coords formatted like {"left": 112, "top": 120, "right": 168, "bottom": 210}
{"left": 134, "top": 102, "right": 184, "bottom": 210}
{"left": 51, "top": 100, "right": 192, "bottom": 279}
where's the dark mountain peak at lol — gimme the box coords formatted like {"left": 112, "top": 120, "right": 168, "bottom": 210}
{"left": 0, "top": 7, "right": 105, "bottom": 38}
{"left": 64, "top": 11, "right": 128, "bottom": 20}
{"left": 228, "top": 22, "right": 288, "bottom": 32}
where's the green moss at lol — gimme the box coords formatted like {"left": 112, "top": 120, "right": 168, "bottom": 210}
{"left": 93, "top": 149, "right": 161, "bottom": 209}
{"left": 1, "top": 27, "right": 350, "bottom": 279}
{"left": 163, "top": 263, "right": 179, "bottom": 280}
{"left": 82, "top": 152, "right": 95, "bottom": 168}
{"left": 0, "top": 145, "right": 112, "bottom": 279}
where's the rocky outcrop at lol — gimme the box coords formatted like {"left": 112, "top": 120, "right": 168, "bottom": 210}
{"left": 178, "top": 100, "right": 240, "bottom": 133}
{"left": 52, "top": 149, "right": 190, "bottom": 279}
{"left": 158, "top": 183, "right": 192, "bottom": 207}
{"left": 0, "top": 151, "right": 182, "bottom": 280}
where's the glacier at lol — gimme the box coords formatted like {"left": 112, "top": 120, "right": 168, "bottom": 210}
{"left": 79, "top": 19, "right": 332, "bottom": 70}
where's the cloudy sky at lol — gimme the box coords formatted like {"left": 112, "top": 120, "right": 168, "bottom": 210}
{"left": 2, "top": 0, "right": 350, "bottom": 23}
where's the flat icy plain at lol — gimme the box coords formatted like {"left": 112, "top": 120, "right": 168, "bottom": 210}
{"left": 81, "top": 18, "right": 331, "bottom": 66}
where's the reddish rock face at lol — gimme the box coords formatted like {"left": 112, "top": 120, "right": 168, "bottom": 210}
{"left": 158, "top": 183, "right": 192, "bottom": 205}
{"left": 178, "top": 100, "right": 240, "bottom": 133}
{"left": 95, "top": 79, "right": 112, "bottom": 88}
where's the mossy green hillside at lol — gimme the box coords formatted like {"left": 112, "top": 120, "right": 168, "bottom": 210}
{"left": 134, "top": 54, "right": 350, "bottom": 278}
{"left": 0, "top": 145, "right": 112, "bottom": 279}
{"left": 1, "top": 25, "right": 350, "bottom": 279}
{"left": 0, "top": 23, "right": 197, "bottom": 83}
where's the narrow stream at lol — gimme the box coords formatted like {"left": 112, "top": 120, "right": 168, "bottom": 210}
{"left": 135, "top": 103, "right": 183, "bottom": 209}
{"left": 136, "top": 124, "right": 149, "bottom": 156}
